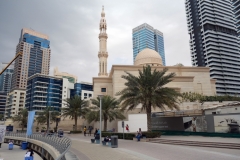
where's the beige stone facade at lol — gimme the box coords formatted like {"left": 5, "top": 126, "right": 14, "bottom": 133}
{"left": 5, "top": 89, "right": 26, "bottom": 118}
{"left": 54, "top": 67, "right": 78, "bottom": 83}
{"left": 93, "top": 65, "right": 216, "bottom": 101}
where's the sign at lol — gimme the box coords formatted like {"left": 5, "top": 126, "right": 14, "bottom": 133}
{"left": 27, "top": 111, "right": 36, "bottom": 136}
{"left": 122, "top": 121, "right": 124, "bottom": 128}
{"left": 0, "top": 125, "right": 6, "bottom": 143}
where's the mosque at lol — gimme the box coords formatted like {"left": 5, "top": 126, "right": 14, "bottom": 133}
{"left": 93, "top": 7, "right": 216, "bottom": 111}
{"left": 90, "top": 7, "right": 221, "bottom": 132}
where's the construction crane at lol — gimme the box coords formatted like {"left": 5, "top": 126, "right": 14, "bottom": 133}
{"left": 0, "top": 52, "right": 22, "bottom": 75}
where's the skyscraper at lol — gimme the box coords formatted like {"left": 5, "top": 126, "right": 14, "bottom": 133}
{"left": 0, "top": 63, "right": 14, "bottom": 93}
{"left": 232, "top": 0, "right": 240, "bottom": 38}
{"left": 98, "top": 6, "right": 108, "bottom": 77}
{"left": 11, "top": 28, "right": 51, "bottom": 91}
{"left": 185, "top": 0, "right": 240, "bottom": 95}
{"left": 5, "top": 28, "right": 51, "bottom": 117}
{"left": 25, "top": 74, "right": 63, "bottom": 111}
{"left": 132, "top": 23, "right": 166, "bottom": 65}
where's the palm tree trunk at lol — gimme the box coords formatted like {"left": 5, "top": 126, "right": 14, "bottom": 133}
{"left": 47, "top": 119, "right": 49, "bottom": 133}
{"left": 104, "top": 118, "right": 107, "bottom": 131}
{"left": 146, "top": 105, "right": 152, "bottom": 131}
{"left": 74, "top": 115, "right": 78, "bottom": 131}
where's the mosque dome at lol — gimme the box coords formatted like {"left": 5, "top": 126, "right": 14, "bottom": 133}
{"left": 134, "top": 48, "right": 163, "bottom": 66}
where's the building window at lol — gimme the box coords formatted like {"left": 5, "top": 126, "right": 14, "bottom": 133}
{"left": 84, "top": 93, "right": 87, "bottom": 96}
{"left": 89, "top": 94, "right": 92, "bottom": 97}
{"left": 101, "top": 88, "right": 106, "bottom": 92}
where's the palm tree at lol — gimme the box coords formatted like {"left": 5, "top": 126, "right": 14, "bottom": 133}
{"left": 86, "top": 95, "right": 125, "bottom": 131}
{"left": 62, "top": 95, "right": 89, "bottom": 131}
{"left": 117, "top": 65, "right": 180, "bottom": 131}
{"left": 12, "top": 108, "right": 28, "bottom": 131}
{"left": 0, "top": 114, "right": 4, "bottom": 121}
{"left": 36, "top": 106, "right": 59, "bottom": 132}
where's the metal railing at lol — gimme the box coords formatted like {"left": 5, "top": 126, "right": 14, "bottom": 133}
{"left": 5, "top": 132, "right": 72, "bottom": 160}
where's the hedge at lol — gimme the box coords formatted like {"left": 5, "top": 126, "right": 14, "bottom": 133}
{"left": 102, "top": 132, "right": 135, "bottom": 140}
{"left": 70, "top": 130, "right": 82, "bottom": 134}
{"left": 102, "top": 131, "right": 161, "bottom": 140}
{"left": 141, "top": 132, "right": 161, "bottom": 138}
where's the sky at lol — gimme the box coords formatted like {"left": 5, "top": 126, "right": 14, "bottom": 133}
{"left": 0, "top": 0, "right": 191, "bottom": 83}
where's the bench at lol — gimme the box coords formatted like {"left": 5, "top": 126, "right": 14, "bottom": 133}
{"left": 133, "top": 137, "right": 149, "bottom": 142}
{"left": 102, "top": 141, "right": 111, "bottom": 147}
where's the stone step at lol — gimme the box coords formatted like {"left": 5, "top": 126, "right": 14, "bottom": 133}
{"left": 149, "top": 139, "right": 240, "bottom": 149}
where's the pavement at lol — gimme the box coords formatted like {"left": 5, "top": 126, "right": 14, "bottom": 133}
{"left": 1, "top": 134, "right": 240, "bottom": 160}
{"left": 66, "top": 134, "right": 240, "bottom": 160}
{"left": 159, "top": 135, "right": 240, "bottom": 143}
{"left": 0, "top": 143, "right": 42, "bottom": 160}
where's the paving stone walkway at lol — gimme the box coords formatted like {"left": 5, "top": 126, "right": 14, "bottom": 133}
{"left": 67, "top": 134, "right": 240, "bottom": 160}
{"left": 0, "top": 143, "right": 42, "bottom": 160}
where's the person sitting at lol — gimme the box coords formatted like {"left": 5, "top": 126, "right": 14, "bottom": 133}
{"left": 104, "top": 136, "right": 111, "bottom": 142}
{"left": 136, "top": 131, "right": 141, "bottom": 141}
{"left": 58, "top": 129, "right": 64, "bottom": 138}
{"left": 94, "top": 128, "right": 98, "bottom": 137}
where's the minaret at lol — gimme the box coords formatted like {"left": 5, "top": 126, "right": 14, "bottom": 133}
{"left": 98, "top": 6, "right": 108, "bottom": 77}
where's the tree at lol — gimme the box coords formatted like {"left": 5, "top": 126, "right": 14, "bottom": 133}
{"left": 62, "top": 95, "right": 89, "bottom": 131}
{"left": 0, "top": 114, "right": 4, "bottom": 121}
{"left": 86, "top": 95, "right": 125, "bottom": 131}
{"left": 36, "top": 106, "right": 59, "bottom": 132}
{"left": 117, "top": 65, "right": 180, "bottom": 131}
{"left": 12, "top": 108, "right": 28, "bottom": 131}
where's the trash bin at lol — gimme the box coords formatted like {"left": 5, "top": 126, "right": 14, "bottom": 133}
{"left": 9, "top": 143, "right": 13, "bottom": 150}
{"left": 111, "top": 135, "right": 118, "bottom": 148}
{"left": 21, "top": 142, "right": 28, "bottom": 150}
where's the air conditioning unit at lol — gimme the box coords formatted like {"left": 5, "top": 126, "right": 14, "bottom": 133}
{"left": 216, "top": 109, "right": 221, "bottom": 114}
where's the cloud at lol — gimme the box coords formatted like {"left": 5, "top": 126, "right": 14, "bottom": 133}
{"left": 0, "top": 0, "right": 191, "bottom": 82}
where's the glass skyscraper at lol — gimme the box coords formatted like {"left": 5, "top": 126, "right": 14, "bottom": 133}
{"left": 132, "top": 23, "right": 166, "bottom": 65}
{"left": 0, "top": 63, "right": 14, "bottom": 93}
{"left": 185, "top": 0, "right": 240, "bottom": 95}
{"left": 11, "top": 28, "right": 51, "bottom": 91}
{"left": 232, "top": 0, "right": 240, "bottom": 38}
{"left": 70, "top": 82, "right": 93, "bottom": 99}
{"left": 25, "top": 74, "right": 63, "bottom": 111}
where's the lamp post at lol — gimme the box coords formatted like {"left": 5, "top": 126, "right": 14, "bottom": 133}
{"left": 98, "top": 95, "right": 104, "bottom": 144}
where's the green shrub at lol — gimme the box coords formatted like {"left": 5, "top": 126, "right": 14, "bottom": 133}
{"left": 141, "top": 132, "right": 161, "bottom": 138}
{"left": 101, "top": 131, "right": 160, "bottom": 140}
{"left": 70, "top": 130, "right": 82, "bottom": 134}
{"left": 102, "top": 132, "right": 135, "bottom": 140}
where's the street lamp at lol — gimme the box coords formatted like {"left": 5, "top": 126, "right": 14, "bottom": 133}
{"left": 98, "top": 95, "right": 104, "bottom": 144}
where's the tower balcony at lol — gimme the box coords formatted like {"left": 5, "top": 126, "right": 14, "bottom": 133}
{"left": 98, "top": 52, "right": 108, "bottom": 58}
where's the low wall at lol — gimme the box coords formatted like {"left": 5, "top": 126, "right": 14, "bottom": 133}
{"left": 4, "top": 136, "right": 60, "bottom": 160}
{"left": 4, "top": 133, "right": 71, "bottom": 160}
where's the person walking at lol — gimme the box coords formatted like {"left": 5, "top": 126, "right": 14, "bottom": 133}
{"left": 83, "top": 126, "right": 87, "bottom": 136}
{"left": 126, "top": 124, "right": 129, "bottom": 132}
{"left": 88, "top": 126, "right": 92, "bottom": 136}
